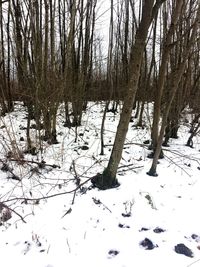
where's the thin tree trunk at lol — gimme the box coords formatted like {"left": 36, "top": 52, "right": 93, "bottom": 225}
{"left": 151, "top": 0, "right": 184, "bottom": 150}
{"left": 92, "top": 0, "right": 166, "bottom": 189}
{"left": 148, "top": 3, "right": 200, "bottom": 176}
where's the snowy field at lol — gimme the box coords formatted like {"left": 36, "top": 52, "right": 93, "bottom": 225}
{"left": 0, "top": 102, "right": 200, "bottom": 267}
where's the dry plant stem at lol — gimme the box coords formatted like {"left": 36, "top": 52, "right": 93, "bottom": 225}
{"left": 66, "top": 238, "right": 71, "bottom": 253}
{"left": 0, "top": 159, "right": 21, "bottom": 181}
{"left": 72, "top": 160, "right": 80, "bottom": 185}
{"left": 100, "top": 102, "right": 109, "bottom": 155}
{"left": 0, "top": 117, "right": 22, "bottom": 160}
{"left": 71, "top": 190, "right": 77, "bottom": 205}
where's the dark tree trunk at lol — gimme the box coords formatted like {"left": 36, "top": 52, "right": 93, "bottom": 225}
{"left": 92, "top": 0, "right": 165, "bottom": 190}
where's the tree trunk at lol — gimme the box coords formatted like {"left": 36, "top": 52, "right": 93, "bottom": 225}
{"left": 92, "top": 0, "right": 165, "bottom": 190}
{"left": 151, "top": 0, "right": 184, "bottom": 151}
{"left": 148, "top": 2, "right": 200, "bottom": 176}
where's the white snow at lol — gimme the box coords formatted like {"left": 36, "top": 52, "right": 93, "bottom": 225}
{"left": 0, "top": 102, "right": 200, "bottom": 267}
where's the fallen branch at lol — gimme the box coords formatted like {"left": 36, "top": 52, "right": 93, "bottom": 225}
{"left": 104, "top": 142, "right": 148, "bottom": 148}
{"left": 10, "top": 158, "right": 60, "bottom": 169}
{"left": 118, "top": 164, "right": 144, "bottom": 173}
{"left": 92, "top": 197, "right": 112, "bottom": 213}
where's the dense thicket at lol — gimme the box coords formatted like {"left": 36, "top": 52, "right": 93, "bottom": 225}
{"left": 0, "top": 0, "right": 199, "bottom": 184}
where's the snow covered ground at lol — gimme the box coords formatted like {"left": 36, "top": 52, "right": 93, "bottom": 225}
{"left": 0, "top": 102, "right": 200, "bottom": 267}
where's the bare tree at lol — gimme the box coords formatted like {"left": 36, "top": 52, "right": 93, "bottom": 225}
{"left": 92, "top": 0, "right": 166, "bottom": 189}
{"left": 148, "top": 0, "right": 200, "bottom": 176}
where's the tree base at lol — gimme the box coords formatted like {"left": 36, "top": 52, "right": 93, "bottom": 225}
{"left": 147, "top": 150, "right": 164, "bottom": 159}
{"left": 162, "top": 142, "right": 170, "bottom": 147}
{"left": 146, "top": 170, "right": 158, "bottom": 177}
{"left": 91, "top": 173, "right": 120, "bottom": 190}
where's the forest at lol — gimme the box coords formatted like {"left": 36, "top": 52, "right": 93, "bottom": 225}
{"left": 0, "top": 0, "right": 199, "bottom": 178}
{"left": 0, "top": 1, "right": 200, "bottom": 266}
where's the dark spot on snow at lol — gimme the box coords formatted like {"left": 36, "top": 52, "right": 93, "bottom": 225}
{"left": 30, "top": 124, "right": 37, "bottom": 129}
{"left": 92, "top": 197, "right": 101, "bottom": 205}
{"left": 80, "top": 186, "right": 87, "bottom": 194}
{"left": 24, "top": 146, "right": 37, "bottom": 155}
{"left": 58, "top": 184, "right": 62, "bottom": 189}
{"left": 81, "top": 145, "right": 89, "bottom": 150}
{"left": 140, "top": 238, "right": 157, "bottom": 250}
{"left": 9, "top": 174, "right": 21, "bottom": 181}
{"left": 121, "top": 212, "right": 131, "bottom": 218}
{"left": 143, "top": 140, "right": 150, "bottom": 145}
{"left": 40, "top": 249, "right": 45, "bottom": 253}
{"left": 19, "top": 125, "right": 26, "bottom": 130}
{"left": 108, "top": 250, "right": 119, "bottom": 256}
{"left": 35, "top": 200, "right": 40, "bottom": 205}
{"left": 174, "top": 243, "right": 193, "bottom": 257}
{"left": 147, "top": 152, "right": 154, "bottom": 159}
{"left": 191, "top": 234, "right": 198, "bottom": 239}
{"left": 1, "top": 163, "right": 9, "bottom": 172}
{"left": 139, "top": 227, "right": 149, "bottom": 232}
{"left": 191, "top": 234, "right": 199, "bottom": 240}
{"left": 153, "top": 227, "right": 165, "bottom": 233}
{"left": 191, "top": 234, "right": 200, "bottom": 242}
{"left": 91, "top": 173, "right": 120, "bottom": 190}
{"left": 118, "top": 223, "right": 130, "bottom": 228}
{"left": 20, "top": 136, "right": 24, "bottom": 141}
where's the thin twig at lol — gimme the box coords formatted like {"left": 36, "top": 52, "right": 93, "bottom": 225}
{"left": 187, "top": 258, "right": 200, "bottom": 267}
{"left": 164, "top": 154, "right": 191, "bottom": 177}
{"left": 66, "top": 238, "right": 71, "bottom": 253}
{"left": 92, "top": 197, "right": 112, "bottom": 213}
{"left": 2, "top": 176, "right": 93, "bottom": 204}
{"left": 104, "top": 142, "right": 148, "bottom": 148}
